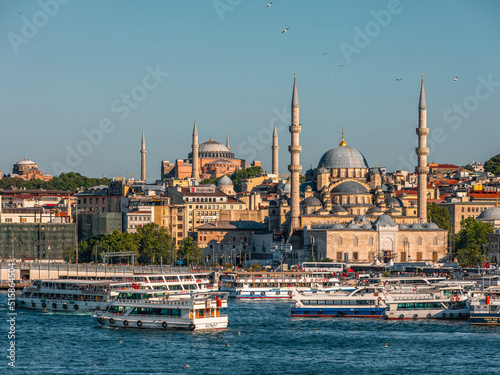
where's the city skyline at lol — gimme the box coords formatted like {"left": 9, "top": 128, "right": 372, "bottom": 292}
{"left": 2, "top": 0, "right": 499, "bottom": 180}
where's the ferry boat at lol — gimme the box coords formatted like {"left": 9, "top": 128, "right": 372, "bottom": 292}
{"left": 92, "top": 292, "right": 229, "bottom": 330}
{"left": 15, "top": 272, "right": 217, "bottom": 313}
{"left": 220, "top": 271, "right": 355, "bottom": 299}
{"left": 469, "top": 286, "right": 500, "bottom": 325}
{"left": 290, "top": 286, "right": 388, "bottom": 318}
{"left": 383, "top": 286, "right": 471, "bottom": 320}
{"left": 15, "top": 279, "right": 135, "bottom": 312}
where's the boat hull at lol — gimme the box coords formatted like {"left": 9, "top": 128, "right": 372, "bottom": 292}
{"left": 15, "top": 297, "right": 107, "bottom": 313}
{"left": 470, "top": 313, "right": 500, "bottom": 325}
{"left": 384, "top": 308, "right": 470, "bottom": 320}
{"left": 291, "top": 307, "right": 386, "bottom": 318}
{"left": 94, "top": 314, "right": 228, "bottom": 330}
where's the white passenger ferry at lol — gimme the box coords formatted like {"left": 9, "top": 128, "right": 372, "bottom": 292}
{"left": 383, "top": 285, "right": 471, "bottom": 320}
{"left": 291, "top": 286, "right": 388, "bottom": 318}
{"left": 93, "top": 292, "right": 229, "bottom": 330}
{"left": 16, "top": 272, "right": 217, "bottom": 312}
{"left": 15, "top": 279, "right": 134, "bottom": 312}
{"left": 469, "top": 286, "right": 500, "bottom": 325}
{"left": 220, "top": 271, "right": 355, "bottom": 299}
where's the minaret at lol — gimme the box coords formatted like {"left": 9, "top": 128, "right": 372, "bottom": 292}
{"left": 288, "top": 72, "right": 302, "bottom": 231}
{"left": 272, "top": 122, "right": 279, "bottom": 175}
{"left": 140, "top": 127, "right": 146, "bottom": 182}
{"left": 191, "top": 120, "right": 199, "bottom": 180}
{"left": 416, "top": 75, "right": 429, "bottom": 223}
{"left": 226, "top": 131, "right": 230, "bottom": 151}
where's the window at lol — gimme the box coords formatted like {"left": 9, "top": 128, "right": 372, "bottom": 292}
{"left": 432, "top": 252, "right": 438, "bottom": 262}
{"left": 417, "top": 237, "right": 422, "bottom": 245}
{"left": 5, "top": 218, "right": 12, "bottom": 223}
{"left": 368, "top": 237, "right": 373, "bottom": 246}
{"left": 336, "top": 252, "right": 342, "bottom": 261}
{"left": 21, "top": 218, "right": 27, "bottom": 223}
{"left": 89, "top": 198, "right": 92, "bottom": 204}
{"left": 337, "top": 237, "right": 342, "bottom": 246}
{"left": 353, "top": 237, "right": 358, "bottom": 247}
{"left": 433, "top": 237, "right": 438, "bottom": 245}
{"left": 353, "top": 252, "right": 358, "bottom": 260}
{"left": 400, "top": 252, "right": 406, "bottom": 262}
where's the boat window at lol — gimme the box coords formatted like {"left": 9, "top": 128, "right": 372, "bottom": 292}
{"left": 317, "top": 300, "right": 326, "bottom": 305}
{"left": 309, "top": 300, "right": 318, "bottom": 305}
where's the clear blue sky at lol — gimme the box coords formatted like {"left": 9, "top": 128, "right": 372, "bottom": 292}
{"left": 1, "top": 0, "right": 499, "bottom": 180}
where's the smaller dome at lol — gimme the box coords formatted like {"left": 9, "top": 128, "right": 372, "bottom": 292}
{"left": 410, "top": 223, "right": 424, "bottom": 230}
{"left": 477, "top": 206, "right": 500, "bottom": 221}
{"left": 367, "top": 206, "right": 382, "bottom": 213}
{"left": 327, "top": 223, "right": 345, "bottom": 230}
{"left": 318, "top": 167, "right": 329, "bottom": 174}
{"left": 301, "top": 197, "right": 322, "bottom": 206}
{"left": 361, "top": 223, "right": 373, "bottom": 230}
{"left": 346, "top": 223, "right": 359, "bottom": 229}
{"left": 353, "top": 215, "right": 370, "bottom": 225}
{"left": 331, "top": 204, "right": 347, "bottom": 213}
{"left": 218, "top": 175, "right": 233, "bottom": 186}
{"left": 386, "top": 197, "right": 403, "bottom": 207}
{"left": 401, "top": 192, "right": 407, "bottom": 197}
{"left": 424, "top": 223, "right": 440, "bottom": 230}
{"left": 386, "top": 207, "right": 399, "bottom": 213}
{"left": 398, "top": 224, "right": 409, "bottom": 230}
{"left": 373, "top": 214, "right": 396, "bottom": 227}
{"left": 300, "top": 181, "right": 315, "bottom": 192}
{"left": 305, "top": 168, "right": 315, "bottom": 176}
{"left": 332, "top": 181, "right": 368, "bottom": 195}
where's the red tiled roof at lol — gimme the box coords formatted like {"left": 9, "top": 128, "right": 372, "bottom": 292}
{"left": 429, "top": 163, "right": 461, "bottom": 169}
{"left": 435, "top": 179, "right": 459, "bottom": 186}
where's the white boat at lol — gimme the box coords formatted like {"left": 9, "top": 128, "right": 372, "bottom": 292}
{"left": 290, "top": 286, "right": 388, "bottom": 318}
{"left": 93, "top": 292, "right": 229, "bottom": 330}
{"left": 469, "top": 286, "right": 500, "bottom": 325}
{"left": 220, "top": 271, "right": 355, "bottom": 299}
{"left": 383, "top": 285, "right": 471, "bottom": 320}
{"left": 15, "top": 279, "right": 135, "bottom": 312}
{"left": 15, "top": 272, "right": 217, "bottom": 313}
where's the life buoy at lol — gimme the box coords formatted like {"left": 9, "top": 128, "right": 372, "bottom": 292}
{"left": 261, "top": 291, "right": 266, "bottom": 296}
{"left": 412, "top": 314, "right": 418, "bottom": 319}
{"left": 442, "top": 313, "right": 446, "bottom": 318}
{"left": 288, "top": 291, "right": 293, "bottom": 296}
{"left": 371, "top": 310, "right": 376, "bottom": 315}
{"left": 162, "top": 322, "right": 167, "bottom": 328}
{"left": 74, "top": 305, "right": 79, "bottom": 310}
{"left": 305, "top": 310, "right": 309, "bottom": 315}
{"left": 236, "top": 291, "right": 241, "bottom": 295}
{"left": 237, "top": 278, "right": 240, "bottom": 282}
{"left": 426, "top": 313, "right": 432, "bottom": 319}
{"left": 456, "top": 297, "right": 460, "bottom": 301}
{"left": 63, "top": 304, "right": 68, "bottom": 310}
{"left": 337, "top": 310, "right": 344, "bottom": 316}
{"left": 110, "top": 318, "right": 115, "bottom": 324}
{"left": 398, "top": 314, "right": 404, "bottom": 319}
{"left": 449, "top": 313, "right": 454, "bottom": 318}
{"left": 123, "top": 320, "right": 129, "bottom": 326}
{"left": 355, "top": 310, "right": 360, "bottom": 315}
{"left": 276, "top": 291, "right": 280, "bottom": 295}
{"left": 95, "top": 306, "right": 100, "bottom": 311}
{"left": 317, "top": 310, "right": 322, "bottom": 315}
{"left": 31, "top": 302, "right": 36, "bottom": 308}
{"left": 378, "top": 297, "right": 382, "bottom": 301}
{"left": 52, "top": 303, "right": 57, "bottom": 309}
{"left": 99, "top": 316, "right": 105, "bottom": 322}
{"left": 189, "top": 324, "right": 195, "bottom": 331}
{"left": 42, "top": 303, "right": 46, "bottom": 308}
{"left": 252, "top": 279, "right": 256, "bottom": 282}
{"left": 451, "top": 297, "right": 454, "bottom": 301}
{"left": 250, "top": 291, "right": 255, "bottom": 296}
{"left": 137, "top": 321, "right": 142, "bottom": 327}
{"left": 245, "top": 279, "right": 248, "bottom": 282}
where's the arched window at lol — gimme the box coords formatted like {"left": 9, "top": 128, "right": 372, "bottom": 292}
{"left": 368, "top": 237, "right": 373, "bottom": 246}
{"left": 433, "top": 237, "right": 438, "bottom": 245}
{"left": 337, "top": 237, "right": 342, "bottom": 246}
{"left": 353, "top": 237, "right": 358, "bottom": 247}
{"left": 403, "top": 236, "right": 408, "bottom": 245}
{"left": 417, "top": 237, "right": 422, "bottom": 245}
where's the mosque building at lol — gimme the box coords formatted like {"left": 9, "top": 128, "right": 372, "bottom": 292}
{"left": 273, "top": 74, "right": 449, "bottom": 264}
{"left": 5, "top": 156, "right": 52, "bottom": 181}
{"left": 160, "top": 121, "right": 260, "bottom": 181}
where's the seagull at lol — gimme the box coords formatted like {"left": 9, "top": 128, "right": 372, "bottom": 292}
{"left": 225, "top": 343, "right": 230, "bottom": 347}
{"left": 282, "top": 28, "right": 289, "bottom": 34}
{"left": 238, "top": 331, "right": 241, "bottom": 335}
{"left": 442, "top": 65, "right": 445, "bottom": 69}
{"left": 267, "top": 2, "right": 272, "bottom": 7}
{"left": 119, "top": 339, "right": 123, "bottom": 343}
{"left": 453, "top": 76, "right": 458, "bottom": 83}
{"left": 395, "top": 78, "right": 403, "bottom": 81}
{"left": 385, "top": 342, "right": 389, "bottom": 347}
{"left": 94, "top": 364, "right": 97, "bottom": 367}
{"left": 315, "top": 327, "right": 318, "bottom": 332}
{"left": 323, "top": 52, "right": 329, "bottom": 55}
{"left": 184, "top": 365, "right": 190, "bottom": 370}
{"left": 338, "top": 64, "right": 344, "bottom": 67}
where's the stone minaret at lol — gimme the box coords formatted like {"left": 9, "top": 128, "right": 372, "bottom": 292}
{"left": 289, "top": 72, "right": 302, "bottom": 231}
{"left": 191, "top": 120, "right": 199, "bottom": 180}
{"left": 272, "top": 122, "right": 279, "bottom": 175}
{"left": 416, "top": 75, "right": 429, "bottom": 223}
{"left": 226, "top": 131, "right": 230, "bottom": 151}
{"left": 140, "top": 127, "right": 146, "bottom": 182}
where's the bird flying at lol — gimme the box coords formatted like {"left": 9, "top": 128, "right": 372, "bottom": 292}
{"left": 184, "top": 365, "right": 190, "bottom": 370}
{"left": 267, "top": 2, "right": 272, "bottom": 7}
{"left": 338, "top": 64, "right": 344, "bottom": 67}
{"left": 282, "top": 28, "right": 289, "bottom": 34}
{"left": 453, "top": 76, "right": 458, "bottom": 83}
{"left": 395, "top": 78, "right": 403, "bottom": 81}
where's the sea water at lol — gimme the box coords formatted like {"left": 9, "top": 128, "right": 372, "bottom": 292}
{"left": 1, "top": 292, "right": 499, "bottom": 374}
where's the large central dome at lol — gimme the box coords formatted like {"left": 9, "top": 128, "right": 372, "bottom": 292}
{"left": 199, "top": 140, "right": 229, "bottom": 153}
{"left": 318, "top": 145, "right": 369, "bottom": 169}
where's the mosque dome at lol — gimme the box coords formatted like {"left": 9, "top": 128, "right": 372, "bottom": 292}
{"left": 386, "top": 197, "right": 403, "bottom": 207}
{"left": 16, "top": 157, "right": 36, "bottom": 165}
{"left": 424, "top": 223, "right": 440, "bottom": 230}
{"left": 346, "top": 223, "right": 359, "bottom": 229}
{"left": 318, "top": 145, "right": 369, "bottom": 169}
{"left": 398, "top": 224, "right": 409, "bottom": 230}
{"left": 477, "top": 206, "right": 500, "bottom": 221}
{"left": 217, "top": 175, "right": 233, "bottom": 187}
{"left": 300, "top": 181, "right": 315, "bottom": 192}
{"left": 353, "top": 215, "right": 370, "bottom": 225}
{"left": 373, "top": 214, "right": 397, "bottom": 227}
{"left": 192, "top": 137, "right": 235, "bottom": 159}
{"left": 332, "top": 181, "right": 368, "bottom": 195}
{"left": 301, "top": 197, "right": 322, "bottom": 207}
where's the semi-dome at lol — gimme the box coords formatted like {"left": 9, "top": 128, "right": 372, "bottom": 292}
{"left": 301, "top": 197, "right": 322, "bottom": 206}
{"left": 332, "top": 181, "right": 368, "bottom": 195}
{"left": 217, "top": 175, "right": 233, "bottom": 186}
{"left": 385, "top": 197, "right": 403, "bottom": 207}
{"left": 477, "top": 206, "right": 500, "bottom": 221}
{"left": 331, "top": 204, "right": 347, "bottom": 213}
{"left": 346, "top": 223, "right": 359, "bottom": 229}
{"left": 300, "top": 181, "right": 315, "bottom": 192}
{"left": 373, "top": 214, "right": 396, "bottom": 227}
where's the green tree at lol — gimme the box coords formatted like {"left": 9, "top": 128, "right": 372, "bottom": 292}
{"left": 455, "top": 217, "right": 494, "bottom": 267}
{"left": 137, "top": 223, "right": 174, "bottom": 265}
{"left": 230, "top": 166, "right": 263, "bottom": 192}
{"left": 177, "top": 237, "right": 201, "bottom": 265}
{"left": 0, "top": 172, "right": 109, "bottom": 191}
{"left": 484, "top": 154, "right": 500, "bottom": 176}
{"left": 427, "top": 203, "right": 452, "bottom": 232}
